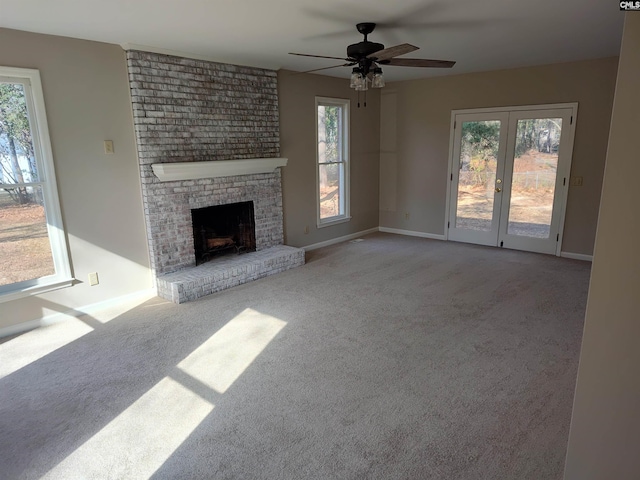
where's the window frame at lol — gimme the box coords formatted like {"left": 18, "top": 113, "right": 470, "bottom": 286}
{"left": 315, "top": 96, "right": 351, "bottom": 228}
{"left": 0, "top": 67, "right": 72, "bottom": 303}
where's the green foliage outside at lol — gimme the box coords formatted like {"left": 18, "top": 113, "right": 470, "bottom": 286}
{"left": 322, "top": 105, "right": 340, "bottom": 163}
{"left": 461, "top": 118, "right": 561, "bottom": 187}
{"left": 0, "top": 82, "right": 37, "bottom": 204}
{"left": 460, "top": 121, "right": 500, "bottom": 186}
{"left": 515, "top": 118, "right": 561, "bottom": 157}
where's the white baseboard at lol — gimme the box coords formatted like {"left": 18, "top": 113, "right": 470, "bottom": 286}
{"left": 303, "top": 227, "right": 380, "bottom": 251}
{"left": 379, "top": 227, "right": 446, "bottom": 241}
{"left": 560, "top": 251, "right": 593, "bottom": 262}
{"left": 0, "top": 288, "right": 157, "bottom": 339}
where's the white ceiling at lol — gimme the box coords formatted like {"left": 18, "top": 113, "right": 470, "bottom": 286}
{"left": 0, "top": 0, "right": 624, "bottom": 82}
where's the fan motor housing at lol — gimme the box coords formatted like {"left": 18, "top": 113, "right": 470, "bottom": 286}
{"left": 347, "top": 41, "right": 385, "bottom": 60}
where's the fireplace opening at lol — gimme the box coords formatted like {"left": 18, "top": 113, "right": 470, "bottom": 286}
{"left": 191, "top": 201, "right": 256, "bottom": 265}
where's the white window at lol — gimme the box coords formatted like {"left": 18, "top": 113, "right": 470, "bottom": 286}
{"left": 0, "top": 67, "right": 72, "bottom": 301}
{"left": 316, "top": 97, "right": 350, "bottom": 226}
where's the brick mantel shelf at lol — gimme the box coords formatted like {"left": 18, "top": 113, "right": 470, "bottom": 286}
{"left": 152, "top": 158, "right": 288, "bottom": 182}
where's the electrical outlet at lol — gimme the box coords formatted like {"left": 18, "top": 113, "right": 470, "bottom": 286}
{"left": 571, "top": 176, "right": 584, "bottom": 187}
{"left": 88, "top": 272, "right": 99, "bottom": 286}
{"left": 405, "top": 212, "right": 410, "bottom": 220}
{"left": 304, "top": 225, "right": 309, "bottom": 234}
{"left": 104, "top": 140, "right": 114, "bottom": 154}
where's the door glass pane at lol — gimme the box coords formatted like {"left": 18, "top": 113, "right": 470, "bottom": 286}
{"left": 507, "top": 118, "right": 562, "bottom": 238}
{"left": 455, "top": 120, "right": 500, "bottom": 231}
{"left": 0, "top": 186, "right": 55, "bottom": 286}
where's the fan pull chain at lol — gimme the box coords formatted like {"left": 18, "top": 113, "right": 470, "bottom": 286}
{"left": 356, "top": 90, "right": 368, "bottom": 108}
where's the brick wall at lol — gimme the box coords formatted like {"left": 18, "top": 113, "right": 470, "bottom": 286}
{"left": 126, "top": 50, "right": 283, "bottom": 276}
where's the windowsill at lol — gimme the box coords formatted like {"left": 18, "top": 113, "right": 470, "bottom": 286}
{"left": 317, "top": 216, "right": 352, "bottom": 229}
{"left": 0, "top": 278, "right": 75, "bottom": 304}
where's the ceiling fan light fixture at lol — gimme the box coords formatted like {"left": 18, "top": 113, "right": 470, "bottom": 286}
{"left": 371, "top": 67, "right": 385, "bottom": 88}
{"left": 351, "top": 67, "right": 367, "bottom": 90}
{"left": 350, "top": 67, "right": 363, "bottom": 88}
{"left": 355, "top": 81, "right": 368, "bottom": 91}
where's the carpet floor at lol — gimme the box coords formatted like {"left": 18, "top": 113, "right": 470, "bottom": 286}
{"left": 0, "top": 233, "right": 590, "bottom": 479}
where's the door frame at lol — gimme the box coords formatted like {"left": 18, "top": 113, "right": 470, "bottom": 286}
{"left": 444, "top": 102, "right": 578, "bottom": 256}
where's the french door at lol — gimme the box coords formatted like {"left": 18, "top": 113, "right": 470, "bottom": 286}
{"left": 447, "top": 104, "right": 577, "bottom": 255}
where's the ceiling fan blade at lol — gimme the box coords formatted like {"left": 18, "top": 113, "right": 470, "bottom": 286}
{"left": 291, "top": 63, "right": 354, "bottom": 75}
{"left": 289, "top": 52, "right": 350, "bottom": 61}
{"left": 367, "top": 43, "right": 418, "bottom": 61}
{"left": 382, "top": 58, "right": 456, "bottom": 68}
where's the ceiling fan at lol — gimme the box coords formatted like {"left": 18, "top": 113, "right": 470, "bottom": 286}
{"left": 289, "top": 22, "right": 455, "bottom": 91}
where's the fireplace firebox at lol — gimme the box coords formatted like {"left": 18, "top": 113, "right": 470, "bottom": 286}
{"left": 191, "top": 201, "right": 256, "bottom": 265}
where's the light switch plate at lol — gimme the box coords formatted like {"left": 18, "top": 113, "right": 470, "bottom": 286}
{"left": 88, "top": 272, "right": 99, "bottom": 286}
{"left": 104, "top": 140, "right": 114, "bottom": 154}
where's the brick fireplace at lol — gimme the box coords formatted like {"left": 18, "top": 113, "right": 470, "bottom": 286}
{"left": 126, "top": 50, "right": 304, "bottom": 303}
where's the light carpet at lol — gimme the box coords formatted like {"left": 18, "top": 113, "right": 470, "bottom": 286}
{"left": 0, "top": 233, "right": 590, "bottom": 479}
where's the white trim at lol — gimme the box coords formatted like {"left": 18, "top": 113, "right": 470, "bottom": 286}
{"left": 554, "top": 104, "right": 579, "bottom": 256}
{"left": 317, "top": 216, "right": 352, "bottom": 229}
{"left": 303, "top": 227, "right": 379, "bottom": 251}
{"left": 379, "top": 227, "right": 446, "bottom": 241}
{"left": 0, "top": 67, "right": 72, "bottom": 297}
{"left": 452, "top": 103, "right": 580, "bottom": 116}
{"left": 151, "top": 158, "right": 287, "bottom": 182}
{"left": 0, "top": 278, "right": 74, "bottom": 304}
{"left": 560, "top": 252, "right": 593, "bottom": 262}
{"left": 444, "top": 112, "right": 456, "bottom": 240}
{"left": 0, "top": 289, "right": 157, "bottom": 338}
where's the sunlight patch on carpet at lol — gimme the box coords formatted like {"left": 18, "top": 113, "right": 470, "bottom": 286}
{"left": 43, "top": 376, "right": 214, "bottom": 479}
{"left": 177, "top": 308, "right": 286, "bottom": 393}
{"left": 0, "top": 318, "right": 93, "bottom": 380}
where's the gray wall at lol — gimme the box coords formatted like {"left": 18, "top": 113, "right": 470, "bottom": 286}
{"left": 564, "top": 14, "right": 640, "bottom": 479}
{"left": 0, "top": 28, "right": 151, "bottom": 330}
{"left": 278, "top": 70, "right": 380, "bottom": 247}
{"left": 381, "top": 57, "right": 618, "bottom": 256}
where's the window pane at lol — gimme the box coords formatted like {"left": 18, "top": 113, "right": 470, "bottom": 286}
{"left": 317, "top": 105, "right": 342, "bottom": 164}
{"left": 0, "top": 186, "right": 55, "bottom": 286}
{"left": 455, "top": 120, "right": 501, "bottom": 231}
{"left": 319, "top": 163, "right": 343, "bottom": 219}
{"left": 0, "top": 82, "right": 40, "bottom": 183}
{"left": 507, "top": 118, "right": 562, "bottom": 239}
